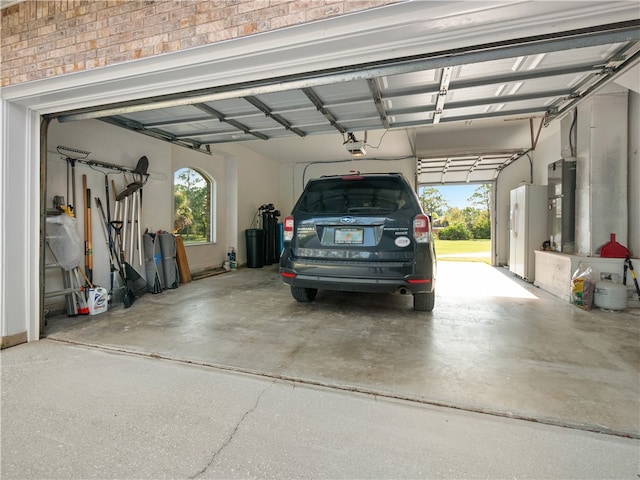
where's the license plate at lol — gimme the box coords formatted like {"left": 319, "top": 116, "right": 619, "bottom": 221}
{"left": 335, "top": 228, "right": 363, "bottom": 244}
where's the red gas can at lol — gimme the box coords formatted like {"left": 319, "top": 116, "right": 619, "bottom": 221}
{"left": 599, "top": 233, "right": 630, "bottom": 258}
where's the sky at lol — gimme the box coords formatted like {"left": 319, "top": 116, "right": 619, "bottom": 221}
{"left": 419, "top": 184, "right": 480, "bottom": 210}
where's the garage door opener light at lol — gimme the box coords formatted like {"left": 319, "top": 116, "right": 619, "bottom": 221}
{"left": 344, "top": 132, "right": 367, "bottom": 157}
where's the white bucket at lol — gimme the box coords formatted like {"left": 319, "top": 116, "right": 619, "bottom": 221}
{"left": 594, "top": 281, "right": 627, "bottom": 311}
{"left": 88, "top": 287, "right": 109, "bottom": 315}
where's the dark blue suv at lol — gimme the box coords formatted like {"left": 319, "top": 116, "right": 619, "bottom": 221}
{"left": 279, "top": 173, "right": 436, "bottom": 311}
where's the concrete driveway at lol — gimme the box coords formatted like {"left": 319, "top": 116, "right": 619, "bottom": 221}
{"left": 44, "top": 262, "right": 640, "bottom": 438}
{"left": 3, "top": 340, "right": 638, "bottom": 479}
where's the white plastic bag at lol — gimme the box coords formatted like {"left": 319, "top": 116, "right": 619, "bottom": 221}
{"left": 571, "top": 263, "right": 595, "bottom": 310}
{"left": 46, "top": 214, "right": 83, "bottom": 271}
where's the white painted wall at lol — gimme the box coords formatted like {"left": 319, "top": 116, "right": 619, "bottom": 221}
{"left": 575, "top": 87, "right": 629, "bottom": 255}
{"left": 1, "top": 101, "right": 40, "bottom": 341}
{"left": 230, "top": 144, "right": 282, "bottom": 263}
{"left": 532, "top": 122, "right": 562, "bottom": 185}
{"left": 415, "top": 120, "right": 535, "bottom": 154}
{"left": 279, "top": 156, "right": 417, "bottom": 218}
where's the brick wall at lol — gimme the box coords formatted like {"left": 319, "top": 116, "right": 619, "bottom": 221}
{"left": 1, "top": 0, "right": 400, "bottom": 88}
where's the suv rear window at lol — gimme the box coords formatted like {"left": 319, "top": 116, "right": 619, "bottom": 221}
{"left": 297, "top": 176, "right": 415, "bottom": 215}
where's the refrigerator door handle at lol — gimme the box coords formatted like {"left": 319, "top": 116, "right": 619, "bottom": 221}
{"left": 510, "top": 203, "right": 518, "bottom": 238}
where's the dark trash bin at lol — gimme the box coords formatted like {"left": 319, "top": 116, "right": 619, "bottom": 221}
{"left": 245, "top": 229, "right": 265, "bottom": 268}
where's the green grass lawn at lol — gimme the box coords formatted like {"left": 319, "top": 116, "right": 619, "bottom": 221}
{"left": 434, "top": 238, "right": 491, "bottom": 263}
{"left": 434, "top": 238, "right": 491, "bottom": 254}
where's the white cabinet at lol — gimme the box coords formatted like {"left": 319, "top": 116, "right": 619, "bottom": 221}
{"left": 509, "top": 185, "right": 547, "bottom": 282}
{"left": 533, "top": 250, "right": 573, "bottom": 300}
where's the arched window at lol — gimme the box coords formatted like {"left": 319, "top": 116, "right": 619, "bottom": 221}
{"left": 174, "top": 167, "right": 215, "bottom": 244}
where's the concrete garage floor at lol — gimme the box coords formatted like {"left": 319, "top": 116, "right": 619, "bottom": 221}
{"left": 45, "top": 262, "right": 640, "bottom": 438}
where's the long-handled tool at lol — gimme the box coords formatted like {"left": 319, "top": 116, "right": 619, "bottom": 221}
{"left": 132, "top": 156, "right": 148, "bottom": 266}
{"left": 82, "top": 175, "right": 93, "bottom": 283}
{"left": 137, "top": 187, "right": 143, "bottom": 266}
{"left": 113, "top": 182, "right": 147, "bottom": 299}
{"left": 104, "top": 171, "right": 134, "bottom": 307}
{"left": 129, "top": 190, "right": 136, "bottom": 263}
{"left": 58, "top": 145, "right": 90, "bottom": 217}
{"left": 95, "top": 197, "right": 117, "bottom": 304}
{"left": 624, "top": 256, "right": 640, "bottom": 302}
{"left": 70, "top": 158, "right": 77, "bottom": 215}
{"left": 95, "top": 196, "right": 134, "bottom": 308}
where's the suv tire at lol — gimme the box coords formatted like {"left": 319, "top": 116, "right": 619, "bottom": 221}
{"left": 413, "top": 291, "right": 435, "bottom": 312}
{"left": 291, "top": 286, "right": 318, "bottom": 302}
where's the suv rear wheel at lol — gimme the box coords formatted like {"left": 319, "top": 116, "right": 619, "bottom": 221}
{"left": 291, "top": 286, "right": 318, "bottom": 302}
{"left": 413, "top": 291, "right": 435, "bottom": 312}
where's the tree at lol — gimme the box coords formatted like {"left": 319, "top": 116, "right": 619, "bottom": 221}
{"left": 439, "top": 205, "right": 490, "bottom": 239}
{"left": 174, "top": 189, "right": 193, "bottom": 233}
{"left": 468, "top": 184, "right": 492, "bottom": 214}
{"left": 471, "top": 210, "right": 491, "bottom": 238}
{"left": 185, "top": 185, "right": 207, "bottom": 237}
{"left": 460, "top": 206, "right": 480, "bottom": 225}
{"left": 419, "top": 187, "right": 449, "bottom": 217}
{"left": 446, "top": 207, "right": 462, "bottom": 224}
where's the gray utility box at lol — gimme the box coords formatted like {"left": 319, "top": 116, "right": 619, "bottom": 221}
{"left": 547, "top": 159, "right": 576, "bottom": 253}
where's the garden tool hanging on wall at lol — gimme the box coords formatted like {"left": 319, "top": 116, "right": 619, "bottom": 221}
{"left": 113, "top": 179, "right": 147, "bottom": 299}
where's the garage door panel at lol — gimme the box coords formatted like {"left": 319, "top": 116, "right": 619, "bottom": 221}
{"left": 312, "top": 79, "right": 373, "bottom": 104}
{"left": 339, "top": 117, "right": 388, "bottom": 131}
{"left": 392, "top": 111, "right": 435, "bottom": 125}
{"left": 385, "top": 69, "right": 439, "bottom": 89}
{"left": 331, "top": 103, "right": 381, "bottom": 122}
{"left": 251, "top": 90, "right": 313, "bottom": 110}
{"left": 117, "top": 105, "right": 207, "bottom": 125}
{"left": 200, "top": 98, "right": 255, "bottom": 116}
{"left": 385, "top": 93, "right": 438, "bottom": 111}
{"left": 239, "top": 115, "right": 290, "bottom": 131}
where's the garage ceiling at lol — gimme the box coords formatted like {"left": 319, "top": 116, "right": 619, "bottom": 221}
{"left": 54, "top": 6, "right": 640, "bottom": 184}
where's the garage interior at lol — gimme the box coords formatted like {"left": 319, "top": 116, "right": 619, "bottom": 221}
{"left": 2, "top": 0, "right": 639, "bottom": 444}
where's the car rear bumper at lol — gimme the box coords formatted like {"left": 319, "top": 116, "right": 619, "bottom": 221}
{"left": 279, "top": 254, "right": 435, "bottom": 294}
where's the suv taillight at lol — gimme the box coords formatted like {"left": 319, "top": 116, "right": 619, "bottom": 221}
{"left": 413, "top": 214, "right": 431, "bottom": 243}
{"left": 283, "top": 216, "right": 294, "bottom": 241}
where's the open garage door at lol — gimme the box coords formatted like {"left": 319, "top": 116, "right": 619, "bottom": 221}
{"left": 53, "top": 20, "right": 640, "bottom": 159}
{"left": 418, "top": 151, "right": 525, "bottom": 184}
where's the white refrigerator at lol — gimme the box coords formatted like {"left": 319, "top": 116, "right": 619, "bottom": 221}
{"left": 509, "top": 185, "right": 547, "bottom": 282}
